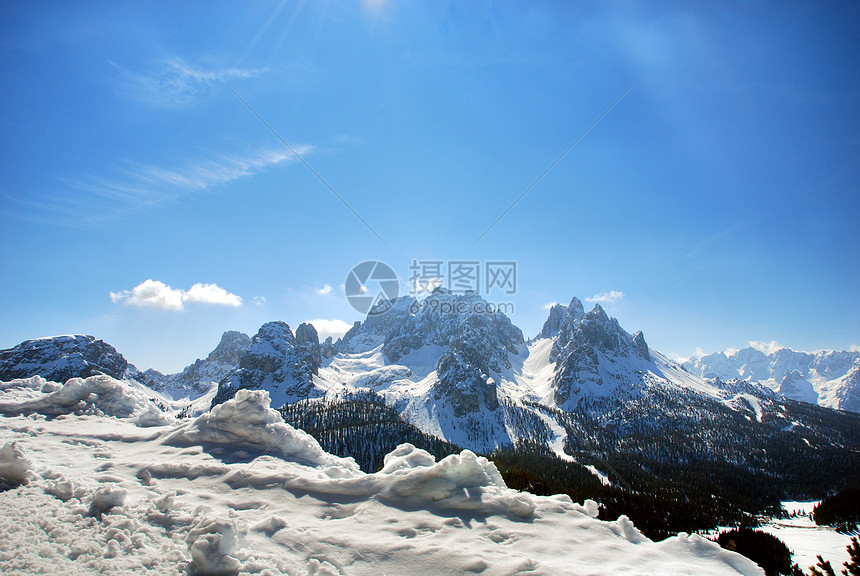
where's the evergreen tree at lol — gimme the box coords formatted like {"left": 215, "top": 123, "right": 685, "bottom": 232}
{"left": 842, "top": 537, "right": 860, "bottom": 576}
{"left": 714, "top": 528, "right": 792, "bottom": 576}
{"left": 810, "top": 556, "right": 836, "bottom": 576}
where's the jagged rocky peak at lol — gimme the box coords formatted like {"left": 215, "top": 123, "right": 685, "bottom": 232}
{"left": 240, "top": 321, "right": 297, "bottom": 374}
{"left": 534, "top": 297, "right": 654, "bottom": 408}
{"left": 147, "top": 330, "right": 253, "bottom": 400}
{"left": 541, "top": 298, "right": 650, "bottom": 362}
{"left": 0, "top": 334, "right": 129, "bottom": 383}
{"left": 206, "top": 331, "right": 251, "bottom": 365}
{"left": 382, "top": 289, "right": 523, "bottom": 362}
{"left": 213, "top": 321, "right": 322, "bottom": 408}
{"left": 340, "top": 287, "right": 524, "bottom": 363}
{"left": 321, "top": 336, "right": 337, "bottom": 360}
{"left": 294, "top": 322, "right": 321, "bottom": 371}
{"left": 632, "top": 331, "right": 651, "bottom": 362}
{"left": 337, "top": 297, "right": 419, "bottom": 355}
{"left": 538, "top": 297, "right": 585, "bottom": 338}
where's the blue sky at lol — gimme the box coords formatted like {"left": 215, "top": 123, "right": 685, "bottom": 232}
{"left": 1, "top": 1, "right": 858, "bottom": 372}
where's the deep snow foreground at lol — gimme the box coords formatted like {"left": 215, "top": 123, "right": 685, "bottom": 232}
{"left": 0, "top": 381, "right": 762, "bottom": 575}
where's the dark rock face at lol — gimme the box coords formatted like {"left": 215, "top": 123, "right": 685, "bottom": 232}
{"left": 434, "top": 312, "right": 522, "bottom": 417}
{"left": 0, "top": 335, "right": 129, "bottom": 383}
{"left": 294, "top": 323, "right": 321, "bottom": 372}
{"left": 207, "top": 331, "right": 251, "bottom": 365}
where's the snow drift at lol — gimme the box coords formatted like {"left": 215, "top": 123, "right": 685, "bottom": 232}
{"left": 0, "top": 385, "right": 764, "bottom": 575}
{"left": 165, "top": 388, "right": 360, "bottom": 473}
{"left": 0, "top": 374, "right": 172, "bottom": 426}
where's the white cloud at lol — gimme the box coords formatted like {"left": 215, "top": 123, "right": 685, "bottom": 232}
{"left": 317, "top": 284, "right": 333, "bottom": 295}
{"left": 110, "top": 279, "right": 242, "bottom": 311}
{"left": 585, "top": 290, "right": 625, "bottom": 304}
{"left": 307, "top": 319, "right": 352, "bottom": 342}
{"left": 183, "top": 283, "right": 242, "bottom": 307}
{"left": 110, "top": 279, "right": 183, "bottom": 311}
{"left": 748, "top": 340, "right": 783, "bottom": 355}
{"left": 851, "top": 344, "right": 860, "bottom": 353}
{"left": 252, "top": 296, "right": 267, "bottom": 306}
{"left": 543, "top": 301, "right": 558, "bottom": 310}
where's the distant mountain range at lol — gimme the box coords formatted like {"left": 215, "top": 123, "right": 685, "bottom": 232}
{"left": 683, "top": 346, "right": 859, "bottom": 412}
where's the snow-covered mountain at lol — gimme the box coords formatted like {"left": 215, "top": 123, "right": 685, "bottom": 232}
{"left": 683, "top": 346, "right": 860, "bottom": 412}
{"left": 212, "top": 321, "right": 322, "bottom": 408}
{"left": 0, "top": 335, "right": 131, "bottom": 383}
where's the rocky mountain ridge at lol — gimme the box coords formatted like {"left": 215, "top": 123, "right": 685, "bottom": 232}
{"left": 683, "top": 346, "right": 860, "bottom": 412}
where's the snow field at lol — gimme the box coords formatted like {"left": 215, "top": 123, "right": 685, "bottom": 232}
{"left": 0, "top": 379, "right": 764, "bottom": 575}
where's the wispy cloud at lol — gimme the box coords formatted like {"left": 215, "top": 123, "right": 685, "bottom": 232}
{"left": 83, "top": 146, "right": 308, "bottom": 199}
{"left": 109, "top": 57, "right": 266, "bottom": 108}
{"left": 543, "top": 301, "right": 558, "bottom": 310}
{"left": 316, "top": 284, "right": 333, "bottom": 295}
{"left": 585, "top": 290, "right": 625, "bottom": 304}
{"left": 851, "top": 344, "right": 860, "bottom": 353}
{"left": 110, "top": 279, "right": 242, "bottom": 311}
{"left": 307, "top": 319, "right": 352, "bottom": 342}
{"left": 12, "top": 145, "right": 310, "bottom": 227}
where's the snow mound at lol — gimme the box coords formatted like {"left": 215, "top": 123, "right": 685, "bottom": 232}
{"left": 0, "top": 442, "right": 33, "bottom": 486}
{"left": 186, "top": 518, "right": 240, "bottom": 576}
{"left": 0, "top": 375, "right": 172, "bottom": 426}
{"left": 88, "top": 485, "right": 127, "bottom": 518}
{"left": 375, "top": 444, "right": 535, "bottom": 518}
{"left": 165, "top": 389, "right": 360, "bottom": 473}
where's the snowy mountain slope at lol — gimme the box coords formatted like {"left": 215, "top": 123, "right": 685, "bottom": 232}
{"left": 684, "top": 347, "right": 860, "bottom": 412}
{"left": 0, "top": 389, "right": 763, "bottom": 576}
{"left": 308, "top": 295, "right": 792, "bottom": 456}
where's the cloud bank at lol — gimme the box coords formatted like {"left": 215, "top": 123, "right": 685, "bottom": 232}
{"left": 110, "top": 279, "right": 242, "bottom": 311}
